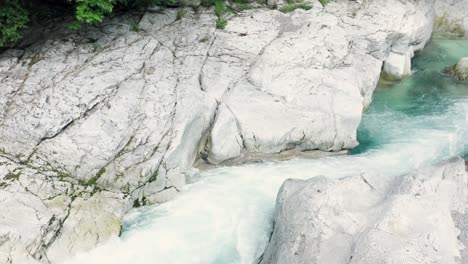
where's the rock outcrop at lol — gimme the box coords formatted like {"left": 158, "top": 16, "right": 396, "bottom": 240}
{"left": 434, "top": 0, "right": 468, "bottom": 36}
{"left": 445, "top": 57, "right": 468, "bottom": 81}
{"left": 261, "top": 158, "right": 468, "bottom": 264}
{"left": 0, "top": 0, "right": 436, "bottom": 262}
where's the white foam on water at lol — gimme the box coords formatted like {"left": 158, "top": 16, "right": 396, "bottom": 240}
{"left": 61, "top": 39, "right": 468, "bottom": 264}
{"left": 62, "top": 100, "right": 468, "bottom": 264}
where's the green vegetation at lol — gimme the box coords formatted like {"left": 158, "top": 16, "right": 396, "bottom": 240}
{"left": 75, "top": 0, "right": 114, "bottom": 25}
{"left": 78, "top": 167, "right": 106, "bottom": 187}
{"left": 434, "top": 14, "right": 465, "bottom": 37}
{"left": 148, "top": 169, "right": 159, "bottom": 183}
{"left": 130, "top": 19, "right": 141, "bottom": 31}
{"left": 318, "top": 0, "right": 330, "bottom": 6}
{"left": 236, "top": 3, "right": 252, "bottom": 11}
{"left": 0, "top": 0, "right": 292, "bottom": 46}
{"left": 213, "top": 0, "right": 227, "bottom": 29}
{"left": 216, "top": 17, "right": 227, "bottom": 29}
{"left": 279, "top": 2, "right": 312, "bottom": 13}
{"left": 87, "top": 167, "right": 106, "bottom": 186}
{"left": 0, "top": 0, "right": 176, "bottom": 47}
{"left": 0, "top": 0, "right": 28, "bottom": 47}
{"left": 4, "top": 170, "right": 21, "bottom": 181}
{"left": 72, "top": 0, "right": 175, "bottom": 28}
{"left": 434, "top": 15, "right": 449, "bottom": 30}
{"left": 202, "top": 0, "right": 258, "bottom": 30}
{"left": 176, "top": 8, "right": 185, "bottom": 20}
{"left": 232, "top": 0, "right": 252, "bottom": 10}
{"left": 133, "top": 196, "right": 147, "bottom": 207}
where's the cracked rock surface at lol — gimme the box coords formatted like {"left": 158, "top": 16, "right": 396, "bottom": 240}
{"left": 0, "top": 0, "right": 436, "bottom": 263}
{"left": 261, "top": 158, "right": 468, "bottom": 264}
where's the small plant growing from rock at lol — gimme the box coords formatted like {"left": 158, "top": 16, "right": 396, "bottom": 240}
{"left": 216, "top": 18, "right": 227, "bottom": 29}
{"left": 80, "top": 167, "right": 106, "bottom": 187}
{"left": 279, "top": 1, "right": 312, "bottom": 13}
{"left": 176, "top": 9, "right": 185, "bottom": 20}
{"left": 214, "top": 0, "right": 227, "bottom": 29}
{"left": 434, "top": 13, "right": 465, "bottom": 37}
{"left": 319, "top": 0, "right": 330, "bottom": 5}
{"left": 232, "top": 0, "right": 252, "bottom": 10}
{"left": 450, "top": 23, "right": 465, "bottom": 37}
{"left": 4, "top": 170, "right": 21, "bottom": 181}
{"left": 130, "top": 20, "right": 142, "bottom": 32}
{"left": 148, "top": 169, "right": 159, "bottom": 183}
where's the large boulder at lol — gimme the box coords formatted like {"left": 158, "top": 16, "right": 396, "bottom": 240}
{"left": 260, "top": 158, "right": 468, "bottom": 264}
{"left": 446, "top": 57, "right": 468, "bottom": 81}
{"left": 0, "top": 0, "right": 436, "bottom": 262}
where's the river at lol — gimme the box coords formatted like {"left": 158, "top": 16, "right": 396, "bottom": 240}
{"left": 63, "top": 38, "right": 468, "bottom": 264}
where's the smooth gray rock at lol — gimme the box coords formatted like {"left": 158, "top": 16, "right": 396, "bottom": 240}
{"left": 0, "top": 0, "right": 436, "bottom": 262}
{"left": 261, "top": 158, "right": 468, "bottom": 264}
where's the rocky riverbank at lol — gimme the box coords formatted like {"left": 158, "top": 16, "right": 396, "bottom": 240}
{"left": 0, "top": 0, "right": 464, "bottom": 263}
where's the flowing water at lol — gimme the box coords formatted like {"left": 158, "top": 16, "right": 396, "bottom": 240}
{"left": 63, "top": 39, "right": 468, "bottom": 264}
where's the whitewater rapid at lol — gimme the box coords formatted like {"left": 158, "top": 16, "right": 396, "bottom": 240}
{"left": 62, "top": 39, "right": 468, "bottom": 264}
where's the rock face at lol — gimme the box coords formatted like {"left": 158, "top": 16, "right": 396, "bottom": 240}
{"left": 260, "top": 158, "right": 468, "bottom": 264}
{"left": 0, "top": 0, "right": 436, "bottom": 263}
{"left": 434, "top": 0, "right": 468, "bottom": 36}
{"left": 446, "top": 57, "right": 468, "bottom": 81}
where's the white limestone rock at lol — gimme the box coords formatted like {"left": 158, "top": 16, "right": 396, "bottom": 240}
{"left": 434, "top": 0, "right": 468, "bottom": 35}
{"left": 382, "top": 50, "right": 412, "bottom": 80}
{"left": 45, "top": 191, "right": 128, "bottom": 263}
{"left": 207, "top": 104, "right": 243, "bottom": 164}
{"left": 455, "top": 57, "right": 468, "bottom": 80}
{"left": 219, "top": 0, "right": 434, "bottom": 156}
{"left": 0, "top": 0, "right": 438, "bottom": 262}
{"left": 261, "top": 158, "right": 468, "bottom": 264}
{"left": 0, "top": 158, "right": 129, "bottom": 264}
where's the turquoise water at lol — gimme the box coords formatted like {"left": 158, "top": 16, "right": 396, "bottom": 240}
{"left": 63, "top": 39, "right": 468, "bottom": 264}
{"left": 352, "top": 39, "right": 468, "bottom": 156}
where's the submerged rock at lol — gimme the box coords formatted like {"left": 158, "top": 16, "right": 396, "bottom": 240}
{"left": 0, "top": 0, "right": 436, "bottom": 262}
{"left": 261, "top": 158, "right": 468, "bottom": 264}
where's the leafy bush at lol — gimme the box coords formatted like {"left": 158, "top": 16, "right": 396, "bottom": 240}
{"left": 75, "top": 0, "right": 114, "bottom": 25}
{"left": 0, "top": 0, "right": 29, "bottom": 47}
{"left": 0, "top": 0, "right": 176, "bottom": 47}
{"left": 1, "top": 0, "right": 267, "bottom": 46}
{"left": 72, "top": 0, "right": 176, "bottom": 29}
